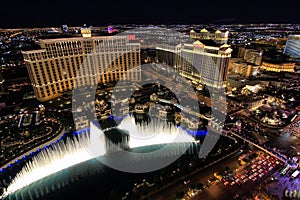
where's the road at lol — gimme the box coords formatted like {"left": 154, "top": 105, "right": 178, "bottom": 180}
{"left": 225, "top": 130, "right": 286, "bottom": 163}
{"left": 145, "top": 150, "right": 242, "bottom": 200}
{"left": 147, "top": 145, "right": 281, "bottom": 200}
{"left": 192, "top": 165, "right": 278, "bottom": 200}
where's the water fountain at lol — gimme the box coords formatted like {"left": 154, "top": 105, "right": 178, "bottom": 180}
{"left": 1, "top": 115, "right": 196, "bottom": 199}
{"left": 118, "top": 115, "right": 196, "bottom": 148}
{"left": 2, "top": 122, "right": 106, "bottom": 198}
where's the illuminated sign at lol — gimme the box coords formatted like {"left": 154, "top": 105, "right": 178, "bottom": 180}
{"left": 128, "top": 35, "right": 136, "bottom": 40}
{"left": 108, "top": 26, "right": 117, "bottom": 34}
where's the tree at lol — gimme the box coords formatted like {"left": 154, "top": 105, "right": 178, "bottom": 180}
{"left": 196, "top": 183, "right": 204, "bottom": 190}
{"left": 176, "top": 190, "right": 185, "bottom": 199}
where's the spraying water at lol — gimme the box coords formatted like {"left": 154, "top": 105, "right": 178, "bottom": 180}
{"left": 2, "top": 116, "right": 195, "bottom": 198}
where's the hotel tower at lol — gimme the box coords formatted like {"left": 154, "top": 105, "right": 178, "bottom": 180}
{"left": 156, "top": 36, "right": 232, "bottom": 89}
{"left": 22, "top": 35, "right": 141, "bottom": 102}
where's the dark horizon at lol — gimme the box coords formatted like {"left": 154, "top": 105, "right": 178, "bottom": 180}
{"left": 1, "top": 0, "right": 300, "bottom": 29}
{"left": 1, "top": 20, "right": 300, "bottom": 29}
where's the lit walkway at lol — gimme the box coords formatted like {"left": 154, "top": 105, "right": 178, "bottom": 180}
{"left": 0, "top": 127, "right": 65, "bottom": 170}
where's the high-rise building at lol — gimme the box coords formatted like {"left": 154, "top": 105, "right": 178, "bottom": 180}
{"left": 22, "top": 36, "right": 141, "bottom": 102}
{"left": 237, "top": 47, "right": 246, "bottom": 58}
{"left": 244, "top": 49, "right": 263, "bottom": 66}
{"left": 283, "top": 35, "right": 300, "bottom": 59}
{"left": 156, "top": 40, "right": 232, "bottom": 89}
{"left": 238, "top": 47, "right": 263, "bottom": 66}
{"left": 228, "top": 58, "right": 260, "bottom": 77}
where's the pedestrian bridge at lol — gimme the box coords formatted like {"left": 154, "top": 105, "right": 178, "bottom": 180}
{"left": 157, "top": 98, "right": 212, "bottom": 120}
{"left": 223, "top": 130, "right": 286, "bottom": 163}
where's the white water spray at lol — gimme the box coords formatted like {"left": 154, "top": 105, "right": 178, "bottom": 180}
{"left": 2, "top": 116, "right": 195, "bottom": 198}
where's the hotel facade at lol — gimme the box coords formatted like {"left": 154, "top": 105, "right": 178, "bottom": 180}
{"left": 156, "top": 40, "right": 232, "bottom": 89}
{"left": 22, "top": 36, "right": 141, "bottom": 101}
{"left": 260, "top": 61, "right": 295, "bottom": 72}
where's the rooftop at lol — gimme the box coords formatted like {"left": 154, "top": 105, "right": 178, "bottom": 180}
{"left": 199, "top": 39, "right": 222, "bottom": 47}
{"left": 39, "top": 35, "right": 128, "bottom": 43}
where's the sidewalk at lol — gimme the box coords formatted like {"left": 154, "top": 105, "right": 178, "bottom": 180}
{"left": 0, "top": 126, "right": 65, "bottom": 170}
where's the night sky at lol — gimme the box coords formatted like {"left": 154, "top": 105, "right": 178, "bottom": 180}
{"left": 1, "top": 0, "right": 300, "bottom": 28}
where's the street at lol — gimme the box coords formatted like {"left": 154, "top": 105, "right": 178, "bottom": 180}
{"left": 147, "top": 150, "right": 242, "bottom": 200}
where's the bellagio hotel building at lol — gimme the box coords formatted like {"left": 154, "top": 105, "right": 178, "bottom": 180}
{"left": 22, "top": 35, "right": 141, "bottom": 102}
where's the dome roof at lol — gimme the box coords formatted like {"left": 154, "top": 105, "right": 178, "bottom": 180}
{"left": 200, "top": 28, "right": 208, "bottom": 33}
{"left": 215, "top": 30, "right": 222, "bottom": 33}
{"left": 193, "top": 40, "right": 205, "bottom": 48}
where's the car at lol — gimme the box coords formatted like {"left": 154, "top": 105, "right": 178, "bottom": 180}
{"left": 252, "top": 168, "right": 257, "bottom": 172}
{"left": 235, "top": 179, "right": 242, "bottom": 185}
{"left": 269, "top": 163, "right": 274, "bottom": 167}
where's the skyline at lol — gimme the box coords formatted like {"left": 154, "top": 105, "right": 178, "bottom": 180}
{"left": 1, "top": 0, "right": 300, "bottom": 28}
{"left": 1, "top": 4, "right": 300, "bottom": 199}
